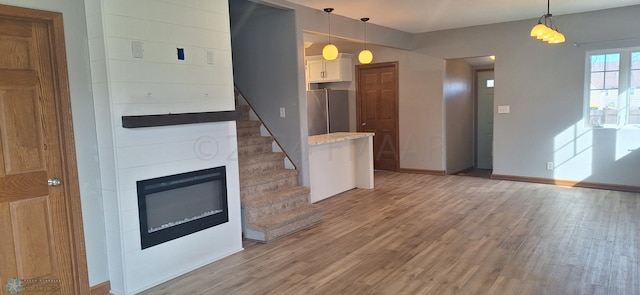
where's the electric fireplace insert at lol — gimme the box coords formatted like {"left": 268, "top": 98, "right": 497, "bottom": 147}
{"left": 137, "top": 166, "right": 228, "bottom": 249}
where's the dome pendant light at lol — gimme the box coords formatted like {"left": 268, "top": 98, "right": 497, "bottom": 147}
{"left": 358, "top": 18, "right": 373, "bottom": 64}
{"left": 530, "top": 0, "right": 565, "bottom": 44}
{"left": 322, "top": 8, "right": 339, "bottom": 61}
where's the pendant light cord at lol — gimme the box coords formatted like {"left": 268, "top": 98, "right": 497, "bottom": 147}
{"left": 324, "top": 8, "right": 334, "bottom": 44}
{"left": 328, "top": 12, "right": 331, "bottom": 43}
{"left": 547, "top": 0, "right": 550, "bottom": 15}
{"left": 543, "top": 0, "right": 553, "bottom": 28}
{"left": 362, "top": 18, "right": 368, "bottom": 50}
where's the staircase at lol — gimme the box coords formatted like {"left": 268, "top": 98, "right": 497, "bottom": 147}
{"left": 236, "top": 105, "right": 323, "bottom": 242}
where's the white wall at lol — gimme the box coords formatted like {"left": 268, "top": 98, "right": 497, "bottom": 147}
{"left": 90, "top": 0, "right": 242, "bottom": 294}
{"left": 260, "top": 0, "right": 414, "bottom": 50}
{"left": 367, "top": 45, "right": 446, "bottom": 171}
{"left": 444, "top": 59, "right": 474, "bottom": 174}
{"left": 229, "top": 1, "right": 309, "bottom": 184}
{"left": 414, "top": 5, "right": 640, "bottom": 187}
{"left": 0, "top": 0, "right": 110, "bottom": 286}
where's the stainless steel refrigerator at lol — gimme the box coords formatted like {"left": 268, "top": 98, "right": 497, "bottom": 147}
{"left": 307, "top": 89, "right": 349, "bottom": 136}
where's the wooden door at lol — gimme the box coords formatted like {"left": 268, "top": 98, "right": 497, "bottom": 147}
{"left": 476, "top": 70, "right": 494, "bottom": 169}
{"left": 0, "top": 5, "right": 89, "bottom": 295}
{"left": 356, "top": 62, "right": 399, "bottom": 171}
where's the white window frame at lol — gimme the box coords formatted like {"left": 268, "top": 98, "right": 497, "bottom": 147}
{"left": 584, "top": 47, "right": 640, "bottom": 128}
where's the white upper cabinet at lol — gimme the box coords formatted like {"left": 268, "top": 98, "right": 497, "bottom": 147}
{"left": 306, "top": 53, "right": 353, "bottom": 83}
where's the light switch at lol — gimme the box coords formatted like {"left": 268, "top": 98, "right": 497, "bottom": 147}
{"left": 498, "top": 105, "right": 510, "bottom": 114}
{"left": 131, "top": 41, "right": 143, "bottom": 58}
{"left": 279, "top": 107, "right": 286, "bottom": 118}
{"left": 206, "top": 50, "right": 215, "bottom": 65}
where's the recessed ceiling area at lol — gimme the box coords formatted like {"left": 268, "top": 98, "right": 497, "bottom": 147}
{"left": 287, "top": 0, "right": 639, "bottom": 33}
{"left": 462, "top": 56, "right": 496, "bottom": 68}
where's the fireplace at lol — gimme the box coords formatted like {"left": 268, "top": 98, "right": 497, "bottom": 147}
{"left": 137, "top": 166, "right": 229, "bottom": 249}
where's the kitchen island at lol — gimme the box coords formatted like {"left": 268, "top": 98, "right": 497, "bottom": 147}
{"left": 308, "top": 132, "right": 374, "bottom": 203}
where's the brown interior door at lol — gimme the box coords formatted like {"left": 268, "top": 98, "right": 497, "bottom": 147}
{"left": 0, "top": 5, "right": 88, "bottom": 294}
{"left": 356, "top": 62, "right": 400, "bottom": 171}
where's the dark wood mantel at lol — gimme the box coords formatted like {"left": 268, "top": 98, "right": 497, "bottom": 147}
{"left": 122, "top": 110, "right": 241, "bottom": 128}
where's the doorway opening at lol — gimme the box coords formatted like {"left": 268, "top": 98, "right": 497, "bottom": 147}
{"left": 447, "top": 55, "right": 495, "bottom": 179}
{"left": 474, "top": 68, "right": 495, "bottom": 178}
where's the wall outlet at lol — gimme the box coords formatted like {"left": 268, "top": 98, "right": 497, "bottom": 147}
{"left": 546, "top": 162, "right": 554, "bottom": 171}
{"left": 279, "top": 107, "right": 286, "bottom": 118}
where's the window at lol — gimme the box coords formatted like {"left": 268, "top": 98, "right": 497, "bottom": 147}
{"left": 585, "top": 48, "right": 640, "bottom": 127}
{"left": 486, "top": 79, "right": 494, "bottom": 88}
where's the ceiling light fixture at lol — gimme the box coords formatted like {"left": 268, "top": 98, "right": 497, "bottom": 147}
{"left": 530, "top": 0, "right": 565, "bottom": 44}
{"left": 322, "top": 8, "right": 339, "bottom": 60}
{"left": 358, "top": 18, "right": 373, "bottom": 64}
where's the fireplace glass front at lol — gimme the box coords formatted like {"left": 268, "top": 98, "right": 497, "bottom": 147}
{"left": 137, "top": 166, "right": 228, "bottom": 249}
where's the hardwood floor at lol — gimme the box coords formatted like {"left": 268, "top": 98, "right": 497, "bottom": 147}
{"left": 139, "top": 172, "right": 639, "bottom": 295}
{"left": 457, "top": 168, "right": 492, "bottom": 179}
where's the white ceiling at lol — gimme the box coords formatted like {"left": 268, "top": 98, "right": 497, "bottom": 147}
{"left": 287, "top": 0, "right": 639, "bottom": 33}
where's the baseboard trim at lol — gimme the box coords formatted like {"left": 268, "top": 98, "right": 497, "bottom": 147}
{"left": 398, "top": 168, "right": 446, "bottom": 176}
{"left": 90, "top": 281, "right": 111, "bottom": 295}
{"left": 491, "top": 174, "right": 640, "bottom": 193}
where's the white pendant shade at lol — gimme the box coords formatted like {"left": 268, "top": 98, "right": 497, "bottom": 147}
{"left": 359, "top": 49, "right": 373, "bottom": 64}
{"left": 530, "top": 23, "right": 547, "bottom": 38}
{"left": 530, "top": 0, "right": 566, "bottom": 44}
{"left": 322, "top": 44, "right": 339, "bottom": 60}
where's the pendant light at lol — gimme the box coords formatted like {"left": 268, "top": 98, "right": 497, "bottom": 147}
{"left": 530, "top": 0, "right": 565, "bottom": 44}
{"left": 322, "top": 8, "right": 339, "bottom": 61}
{"left": 358, "top": 18, "right": 373, "bottom": 64}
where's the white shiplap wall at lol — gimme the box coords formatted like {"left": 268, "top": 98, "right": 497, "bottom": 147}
{"left": 91, "top": 0, "right": 242, "bottom": 294}
{"left": 85, "top": 0, "right": 118, "bottom": 288}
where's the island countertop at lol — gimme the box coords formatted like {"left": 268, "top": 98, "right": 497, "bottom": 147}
{"left": 308, "top": 132, "right": 374, "bottom": 146}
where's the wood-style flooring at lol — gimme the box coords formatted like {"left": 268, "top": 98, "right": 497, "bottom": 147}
{"left": 457, "top": 168, "right": 493, "bottom": 179}
{"left": 139, "top": 172, "right": 639, "bottom": 295}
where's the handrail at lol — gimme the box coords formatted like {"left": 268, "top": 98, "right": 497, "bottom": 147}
{"left": 234, "top": 85, "right": 298, "bottom": 170}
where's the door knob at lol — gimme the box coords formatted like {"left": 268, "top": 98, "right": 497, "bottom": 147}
{"left": 361, "top": 122, "right": 367, "bottom": 126}
{"left": 48, "top": 177, "right": 62, "bottom": 187}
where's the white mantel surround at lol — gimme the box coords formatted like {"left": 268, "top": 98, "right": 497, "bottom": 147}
{"left": 102, "top": 122, "right": 242, "bottom": 295}
{"left": 84, "top": 0, "right": 242, "bottom": 293}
